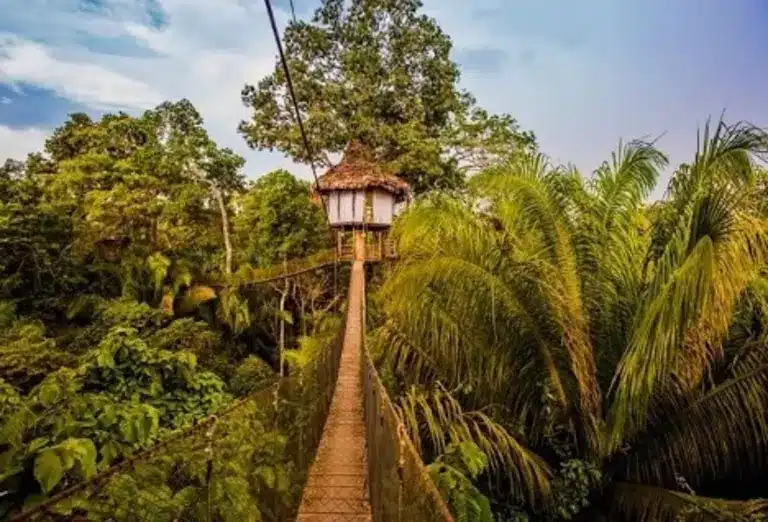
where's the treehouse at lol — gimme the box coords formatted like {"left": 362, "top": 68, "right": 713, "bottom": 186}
{"left": 315, "top": 141, "right": 411, "bottom": 261}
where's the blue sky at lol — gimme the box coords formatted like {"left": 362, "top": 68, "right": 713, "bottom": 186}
{"left": 1, "top": 0, "right": 766, "bottom": 198}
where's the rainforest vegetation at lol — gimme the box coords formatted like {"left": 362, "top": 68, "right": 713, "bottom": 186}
{"left": 3, "top": 0, "right": 768, "bottom": 520}
{"left": 0, "top": 98, "right": 344, "bottom": 519}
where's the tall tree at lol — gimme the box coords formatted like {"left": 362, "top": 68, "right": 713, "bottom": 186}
{"left": 148, "top": 101, "right": 246, "bottom": 274}
{"left": 233, "top": 169, "right": 329, "bottom": 268}
{"left": 39, "top": 101, "right": 245, "bottom": 275}
{"left": 239, "top": 0, "right": 535, "bottom": 194}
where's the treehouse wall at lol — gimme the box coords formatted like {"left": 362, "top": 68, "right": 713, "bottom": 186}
{"left": 327, "top": 189, "right": 395, "bottom": 226}
{"left": 372, "top": 189, "right": 394, "bottom": 226}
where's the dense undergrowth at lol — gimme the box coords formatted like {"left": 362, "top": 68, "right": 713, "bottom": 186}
{"left": 0, "top": 100, "right": 340, "bottom": 519}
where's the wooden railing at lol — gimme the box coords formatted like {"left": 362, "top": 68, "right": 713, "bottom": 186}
{"left": 340, "top": 244, "right": 355, "bottom": 261}
{"left": 336, "top": 233, "right": 398, "bottom": 262}
{"left": 365, "top": 243, "right": 382, "bottom": 261}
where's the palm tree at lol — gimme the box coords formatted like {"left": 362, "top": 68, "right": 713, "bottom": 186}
{"left": 370, "top": 118, "right": 768, "bottom": 521}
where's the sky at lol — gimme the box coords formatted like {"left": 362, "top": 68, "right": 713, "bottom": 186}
{"left": 1, "top": 0, "right": 767, "bottom": 198}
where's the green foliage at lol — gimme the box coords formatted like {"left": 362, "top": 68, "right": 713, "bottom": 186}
{"left": 66, "top": 297, "right": 167, "bottom": 353}
{"left": 0, "top": 319, "right": 75, "bottom": 392}
{"left": 147, "top": 252, "right": 172, "bottom": 296}
{"left": 81, "top": 327, "right": 228, "bottom": 426}
{"left": 34, "top": 438, "right": 97, "bottom": 493}
{"left": 99, "top": 299, "right": 166, "bottom": 331}
{"left": 0, "top": 96, "right": 342, "bottom": 519}
{"left": 547, "top": 460, "right": 602, "bottom": 520}
{"left": 239, "top": 0, "right": 534, "bottom": 193}
{"left": 0, "top": 378, "right": 23, "bottom": 418}
{"left": 396, "top": 384, "right": 551, "bottom": 508}
{"left": 233, "top": 169, "right": 328, "bottom": 267}
{"left": 0, "top": 167, "right": 85, "bottom": 313}
{"left": 146, "top": 317, "right": 222, "bottom": 370}
{"left": 34, "top": 396, "right": 296, "bottom": 521}
{"left": 230, "top": 356, "right": 276, "bottom": 396}
{"left": 428, "top": 442, "right": 493, "bottom": 522}
{"left": 25, "top": 314, "right": 345, "bottom": 521}
{"left": 217, "top": 288, "right": 252, "bottom": 335}
{"left": 0, "top": 327, "right": 228, "bottom": 503}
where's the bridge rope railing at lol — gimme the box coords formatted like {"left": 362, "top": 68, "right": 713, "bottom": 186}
{"left": 8, "top": 306, "right": 347, "bottom": 522}
{"left": 211, "top": 249, "right": 341, "bottom": 290}
{"left": 360, "top": 265, "right": 454, "bottom": 522}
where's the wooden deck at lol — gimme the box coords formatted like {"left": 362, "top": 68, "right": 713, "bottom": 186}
{"left": 297, "top": 261, "right": 372, "bottom": 521}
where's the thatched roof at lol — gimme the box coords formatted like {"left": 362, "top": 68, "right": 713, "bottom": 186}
{"left": 315, "top": 141, "right": 410, "bottom": 196}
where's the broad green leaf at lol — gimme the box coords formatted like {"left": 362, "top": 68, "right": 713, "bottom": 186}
{"left": 96, "top": 347, "right": 115, "bottom": 368}
{"left": 100, "top": 440, "right": 121, "bottom": 466}
{"left": 34, "top": 450, "right": 64, "bottom": 493}
{"left": 27, "top": 437, "right": 50, "bottom": 453}
{"left": 38, "top": 379, "right": 61, "bottom": 407}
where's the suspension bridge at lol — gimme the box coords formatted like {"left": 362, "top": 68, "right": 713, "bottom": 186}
{"left": 7, "top": 255, "right": 453, "bottom": 522}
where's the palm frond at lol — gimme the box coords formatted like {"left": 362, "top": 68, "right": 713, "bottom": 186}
{"left": 590, "top": 139, "right": 668, "bottom": 230}
{"left": 654, "top": 118, "right": 767, "bottom": 262}
{"left": 397, "top": 385, "right": 552, "bottom": 509}
{"left": 609, "top": 482, "right": 768, "bottom": 522}
{"left": 608, "top": 234, "right": 717, "bottom": 450}
{"left": 381, "top": 252, "right": 570, "bottom": 432}
{"left": 478, "top": 164, "right": 603, "bottom": 453}
{"left": 608, "top": 121, "right": 768, "bottom": 452}
{"left": 216, "top": 288, "right": 251, "bottom": 334}
{"left": 371, "top": 321, "right": 451, "bottom": 387}
{"left": 616, "top": 349, "right": 768, "bottom": 489}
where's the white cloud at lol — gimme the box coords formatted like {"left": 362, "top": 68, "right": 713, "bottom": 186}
{"left": 0, "top": 0, "right": 303, "bottom": 178}
{"left": 0, "top": 125, "right": 48, "bottom": 161}
{"left": 0, "top": 96, "right": 11, "bottom": 104}
{"left": 0, "top": 35, "right": 162, "bottom": 110}
{"left": 2, "top": 0, "right": 766, "bottom": 194}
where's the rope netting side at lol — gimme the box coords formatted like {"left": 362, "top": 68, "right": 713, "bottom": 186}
{"left": 8, "top": 313, "right": 346, "bottom": 522}
{"left": 360, "top": 265, "right": 453, "bottom": 522}
{"left": 362, "top": 357, "right": 454, "bottom": 522}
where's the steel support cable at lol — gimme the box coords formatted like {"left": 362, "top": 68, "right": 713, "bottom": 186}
{"left": 262, "top": 0, "right": 331, "bottom": 228}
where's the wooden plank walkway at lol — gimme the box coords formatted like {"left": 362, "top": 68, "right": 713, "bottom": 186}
{"left": 297, "top": 261, "right": 372, "bottom": 522}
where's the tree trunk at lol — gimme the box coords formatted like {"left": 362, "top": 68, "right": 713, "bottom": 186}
{"left": 213, "top": 187, "right": 233, "bottom": 275}
{"left": 278, "top": 255, "right": 289, "bottom": 377}
{"left": 279, "top": 289, "right": 287, "bottom": 377}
